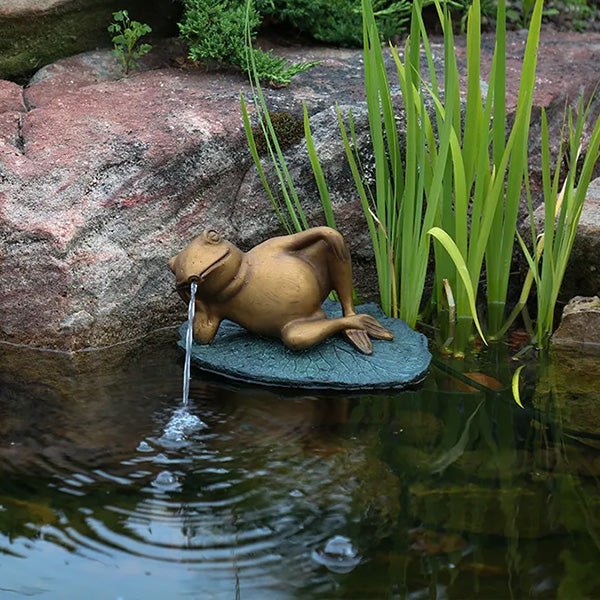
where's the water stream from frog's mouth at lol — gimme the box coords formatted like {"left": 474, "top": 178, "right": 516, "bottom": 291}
{"left": 182, "top": 279, "right": 198, "bottom": 407}
{"left": 165, "top": 277, "right": 205, "bottom": 444}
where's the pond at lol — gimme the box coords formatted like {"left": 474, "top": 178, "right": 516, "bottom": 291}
{"left": 1, "top": 329, "right": 600, "bottom": 599}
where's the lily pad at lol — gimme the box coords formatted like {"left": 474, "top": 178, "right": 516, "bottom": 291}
{"left": 178, "top": 300, "right": 431, "bottom": 390}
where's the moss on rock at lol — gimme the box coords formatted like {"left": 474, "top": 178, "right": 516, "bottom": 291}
{"left": 0, "top": 0, "right": 179, "bottom": 81}
{"left": 251, "top": 111, "right": 305, "bottom": 156}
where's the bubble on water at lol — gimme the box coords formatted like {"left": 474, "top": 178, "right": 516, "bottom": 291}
{"left": 151, "top": 470, "right": 181, "bottom": 491}
{"left": 311, "top": 535, "right": 361, "bottom": 574}
{"left": 136, "top": 441, "right": 153, "bottom": 453}
{"left": 289, "top": 489, "right": 304, "bottom": 498}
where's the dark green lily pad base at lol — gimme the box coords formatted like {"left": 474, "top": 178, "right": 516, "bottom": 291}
{"left": 178, "top": 300, "right": 431, "bottom": 391}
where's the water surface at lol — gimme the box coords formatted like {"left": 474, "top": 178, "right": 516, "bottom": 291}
{"left": 1, "top": 330, "right": 600, "bottom": 599}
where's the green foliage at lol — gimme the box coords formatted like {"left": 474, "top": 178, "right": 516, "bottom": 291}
{"left": 178, "top": 0, "right": 318, "bottom": 85}
{"left": 257, "top": 0, "right": 417, "bottom": 46}
{"left": 504, "top": 0, "right": 594, "bottom": 30}
{"left": 410, "top": 0, "right": 600, "bottom": 352}
{"left": 431, "top": 0, "right": 542, "bottom": 354}
{"left": 560, "top": 0, "right": 595, "bottom": 31}
{"left": 107, "top": 10, "right": 152, "bottom": 76}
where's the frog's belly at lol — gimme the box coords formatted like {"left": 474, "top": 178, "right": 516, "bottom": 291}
{"left": 223, "top": 258, "right": 327, "bottom": 337}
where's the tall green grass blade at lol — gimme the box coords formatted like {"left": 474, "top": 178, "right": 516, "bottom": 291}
{"left": 491, "top": 0, "right": 506, "bottom": 168}
{"left": 240, "top": 94, "right": 291, "bottom": 232}
{"left": 486, "top": 0, "right": 542, "bottom": 334}
{"left": 303, "top": 102, "right": 336, "bottom": 229}
{"left": 462, "top": 0, "right": 483, "bottom": 187}
{"left": 336, "top": 103, "right": 391, "bottom": 313}
{"left": 428, "top": 226, "right": 487, "bottom": 343}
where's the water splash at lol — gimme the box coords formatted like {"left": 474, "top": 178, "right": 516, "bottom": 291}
{"left": 182, "top": 279, "right": 198, "bottom": 406}
{"left": 311, "top": 535, "right": 361, "bottom": 574}
{"left": 159, "top": 407, "right": 206, "bottom": 448}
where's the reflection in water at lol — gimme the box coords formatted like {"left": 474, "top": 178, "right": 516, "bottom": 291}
{"left": 0, "top": 334, "right": 599, "bottom": 598}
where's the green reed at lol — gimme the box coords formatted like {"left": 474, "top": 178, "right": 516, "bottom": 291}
{"left": 517, "top": 97, "right": 600, "bottom": 348}
{"left": 241, "top": 0, "right": 599, "bottom": 355}
{"left": 240, "top": 0, "right": 336, "bottom": 234}
{"left": 420, "top": 0, "right": 542, "bottom": 355}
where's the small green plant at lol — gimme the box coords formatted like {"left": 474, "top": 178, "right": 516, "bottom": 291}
{"left": 179, "top": 0, "right": 318, "bottom": 85}
{"left": 241, "top": 0, "right": 334, "bottom": 233}
{"left": 108, "top": 10, "right": 152, "bottom": 76}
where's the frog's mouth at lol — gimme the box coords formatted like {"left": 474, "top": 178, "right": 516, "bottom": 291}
{"left": 198, "top": 248, "right": 230, "bottom": 281}
{"left": 175, "top": 249, "right": 231, "bottom": 300}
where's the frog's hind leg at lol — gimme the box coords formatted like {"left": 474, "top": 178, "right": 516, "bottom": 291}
{"left": 281, "top": 314, "right": 393, "bottom": 355}
{"left": 320, "top": 237, "right": 392, "bottom": 353}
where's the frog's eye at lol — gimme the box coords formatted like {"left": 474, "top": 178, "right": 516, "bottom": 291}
{"left": 206, "top": 230, "right": 221, "bottom": 244}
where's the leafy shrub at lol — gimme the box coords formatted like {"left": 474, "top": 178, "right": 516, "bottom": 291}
{"left": 178, "top": 0, "right": 318, "bottom": 85}
{"left": 504, "top": 0, "right": 594, "bottom": 30}
{"left": 257, "top": 0, "right": 418, "bottom": 46}
{"left": 108, "top": 10, "right": 152, "bottom": 76}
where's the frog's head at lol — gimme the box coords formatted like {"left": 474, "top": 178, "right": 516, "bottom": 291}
{"left": 169, "top": 229, "right": 243, "bottom": 301}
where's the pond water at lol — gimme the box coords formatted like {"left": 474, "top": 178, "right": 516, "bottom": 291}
{"left": 1, "top": 329, "right": 600, "bottom": 599}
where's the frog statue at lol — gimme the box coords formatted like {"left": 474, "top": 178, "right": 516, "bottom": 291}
{"left": 168, "top": 227, "right": 394, "bottom": 354}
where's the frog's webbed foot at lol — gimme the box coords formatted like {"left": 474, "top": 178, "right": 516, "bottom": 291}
{"left": 344, "top": 314, "right": 394, "bottom": 354}
{"left": 344, "top": 329, "right": 373, "bottom": 354}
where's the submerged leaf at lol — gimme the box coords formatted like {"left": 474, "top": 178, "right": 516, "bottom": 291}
{"left": 430, "top": 400, "right": 484, "bottom": 474}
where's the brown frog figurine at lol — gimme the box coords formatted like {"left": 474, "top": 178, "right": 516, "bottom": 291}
{"left": 168, "top": 226, "right": 393, "bottom": 354}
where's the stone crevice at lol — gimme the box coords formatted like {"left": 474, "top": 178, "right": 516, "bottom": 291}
{"left": 21, "top": 87, "right": 33, "bottom": 112}
{"left": 14, "top": 112, "right": 25, "bottom": 154}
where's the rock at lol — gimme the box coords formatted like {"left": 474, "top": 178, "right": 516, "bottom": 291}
{"left": 0, "top": 0, "right": 179, "bottom": 81}
{"left": 533, "top": 344, "right": 600, "bottom": 436}
{"left": 552, "top": 295, "right": 600, "bottom": 347}
{"left": 0, "top": 39, "right": 390, "bottom": 350}
{"left": 1, "top": 30, "right": 600, "bottom": 350}
{"left": 558, "top": 181, "right": 600, "bottom": 301}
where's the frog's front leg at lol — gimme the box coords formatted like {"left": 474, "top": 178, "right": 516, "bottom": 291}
{"left": 192, "top": 299, "right": 222, "bottom": 344}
